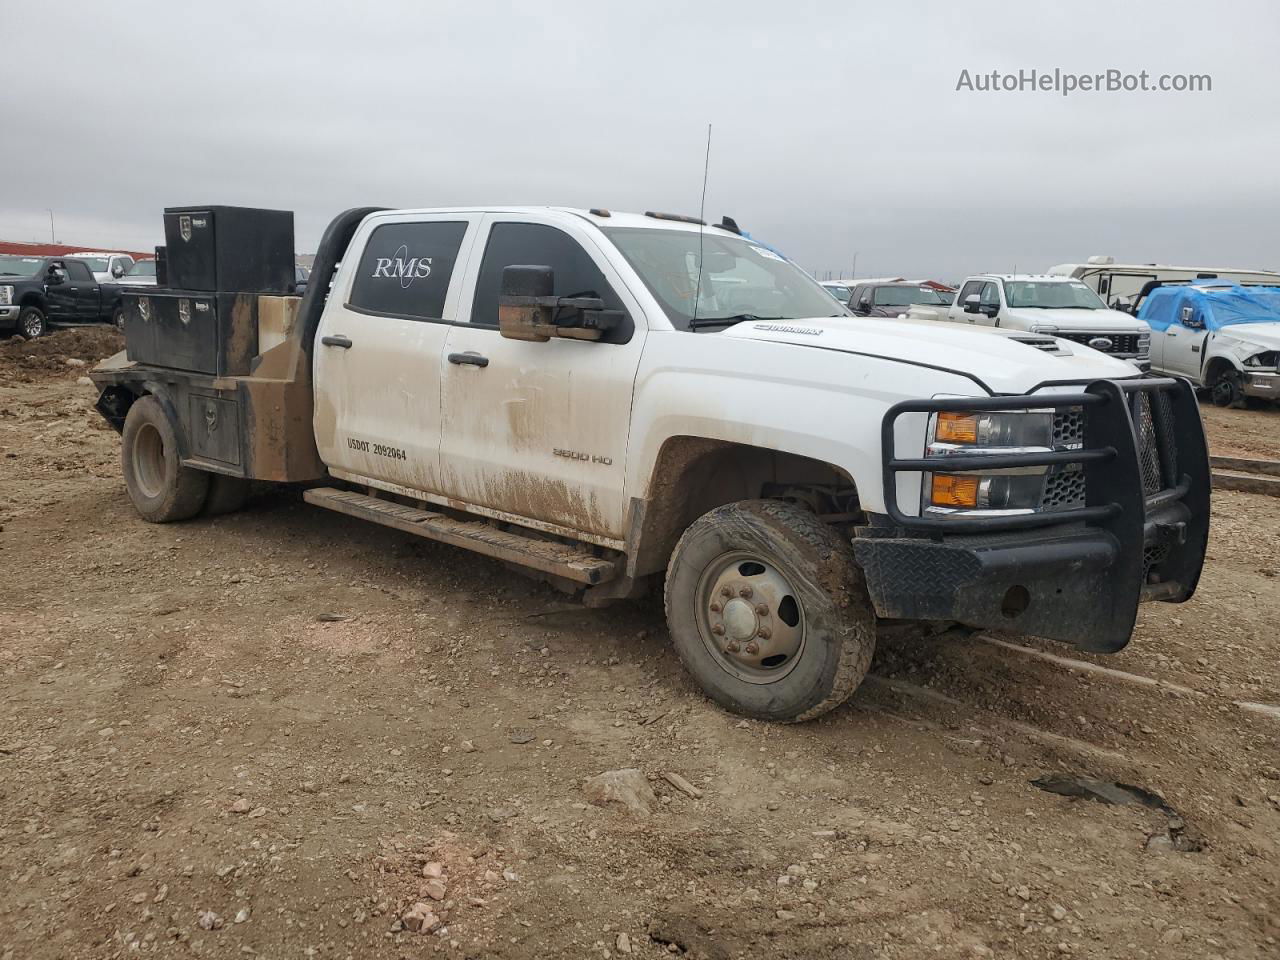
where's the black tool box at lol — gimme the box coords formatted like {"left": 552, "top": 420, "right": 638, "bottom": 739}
{"left": 123, "top": 290, "right": 259, "bottom": 377}
{"left": 162, "top": 205, "right": 294, "bottom": 293}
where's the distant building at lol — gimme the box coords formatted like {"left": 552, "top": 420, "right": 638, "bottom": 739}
{"left": 0, "top": 239, "right": 153, "bottom": 260}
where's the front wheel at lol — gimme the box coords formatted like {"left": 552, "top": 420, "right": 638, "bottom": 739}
{"left": 1211, "top": 368, "right": 1246, "bottom": 409}
{"left": 112, "top": 306, "right": 125, "bottom": 330}
{"left": 664, "top": 499, "right": 876, "bottom": 723}
{"left": 18, "top": 306, "right": 46, "bottom": 339}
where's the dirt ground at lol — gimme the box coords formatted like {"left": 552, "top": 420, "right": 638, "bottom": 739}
{"left": 2, "top": 329, "right": 1278, "bottom": 960}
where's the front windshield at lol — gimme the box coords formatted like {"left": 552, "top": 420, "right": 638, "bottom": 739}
{"left": 603, "top": 227, "right": 848, "bottom": 329}
{"left": 75, "top": 257, "right": 110, "bottom": 271}
{"left": 127, "top": 260, "right": 156, "bottom": 277}
{"left": 0, "top": 255, "right": 43, "bottom": 277}
{"left": 874, "top": 285, "right": 953, "bottom": 307}
{"left": 1006, "top": 280, "right": 1107, "bottom": 310}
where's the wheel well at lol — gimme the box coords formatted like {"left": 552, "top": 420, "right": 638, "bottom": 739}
{"left": 19, "top": 292, "right": 44, "bottom": 310}
{"left": 1204, "top": 356, "right": 1237, "bottom": 383}
{"left": 95, "top": 384, "right": 145, "bottom": 434}
{"left": 629, "top": 437, "right": 860, "bottom": 577}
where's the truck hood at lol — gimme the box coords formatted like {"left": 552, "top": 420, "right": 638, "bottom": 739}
{"left": 1217, "top": 321, "right": 1280, "bottom": 353}
{"left": 1004, "top": 306, "right": 1148, "bottom": 332}
{"left": 723, "top": 316, "right": 1142, "bottom": 395}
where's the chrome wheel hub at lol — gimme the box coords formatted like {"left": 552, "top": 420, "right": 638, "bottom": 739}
{"left": 696, "top": 551, "right": 805, "bottom": 684}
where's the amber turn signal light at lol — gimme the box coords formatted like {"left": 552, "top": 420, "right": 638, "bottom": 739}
{"left": 935, "top": 412, "right": 979, "bottom": 444}
{"left": 931, "top": 473, "right": 980, "bottom": 508}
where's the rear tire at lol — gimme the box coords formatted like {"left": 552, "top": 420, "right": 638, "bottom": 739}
{"left": 1211, "top": 368, "right": 1246, "bottom": 409}
{"left": 18, "top": 306, "right": 46, "bottom": 339}
{"left": 121, "top": 396, "right": 209, "bottom": 522}
{"left": 202, "top": 474, "right": 250, "bottom": 516}
{"left": 112, "top": 306, "right": 125, "bottom": 330}
{"left": 664, "top": 499, "right": 875, "bottom": 723}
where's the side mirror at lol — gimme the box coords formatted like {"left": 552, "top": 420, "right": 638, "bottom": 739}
{"left": 497, "top": 264, "right": 622, "bottom": 342}
{"left": 854, "top": 297, "right": 871, "bottom": 314}
{"left": 111, "top": 263, "right": 125, "bottom": 278}
{"left": 962, "top": 294, "right": 981, "bottom": 314}
{"left": 981, "top": 303, "right": 999, "bottom": 318}
{"left": 46, "top": 266, "right": 66, "bottom": 285}
{"left": 1183, "top": 314, "right": 1204, "bottom": 330}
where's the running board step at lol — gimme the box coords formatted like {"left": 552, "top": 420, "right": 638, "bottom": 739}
{"left": 303, "top": 487, "right": 619, "bottom": 585}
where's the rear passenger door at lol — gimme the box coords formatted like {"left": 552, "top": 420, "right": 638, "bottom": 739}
{"left": 313, "top": 213, "right": 481, "bottom": 495}
{"left": 437, "top": 214, "right": 647, "bottom": 541}
{"left": 65, "top": 261, "right": 101, "bottom": 321}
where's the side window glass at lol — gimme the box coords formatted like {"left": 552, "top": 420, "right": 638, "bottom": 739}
{"left": 979, "top": 282, "right": 999, "bottom": 307}
{"left": 470, "top": 222, "right": 631, "bottom": 342}
{"left": 957, "top": 280, "right": 981, "bottom": 304}
{"left": 67, "top": 261, "right": 93, "bottom": 281}
{"left": 348, "top": 221, "right": 468, "bottom": 320}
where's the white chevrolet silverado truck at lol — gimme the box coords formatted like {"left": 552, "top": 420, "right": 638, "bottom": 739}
{"left": 942, "top": 273, "right": 1153, "bottom": 371}
{"left": 90, "top": 204, "right": 1211, "bottom": 723}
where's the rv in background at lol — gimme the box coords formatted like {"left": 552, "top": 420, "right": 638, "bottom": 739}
{"left": 1049, "top": 256, "right": 1280, "bottom": 311}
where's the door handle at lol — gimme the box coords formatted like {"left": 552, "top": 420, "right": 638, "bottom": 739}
{"left": 448, "top": 352, "right": 489, "bottom": 367}
{"left": 321, "top": 335, "right": 352, "bottom": 349}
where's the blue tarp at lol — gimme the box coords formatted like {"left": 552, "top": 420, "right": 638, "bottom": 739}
{"left": 1139, "top": 283, "right": 1280, "bottom": 333}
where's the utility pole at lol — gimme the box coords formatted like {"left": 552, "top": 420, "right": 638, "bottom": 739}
{"left": 851, "top": 251, "right": 859, "bottom": 279}
{"left": 48, "top": 209, "right": 56, "bottom": 243}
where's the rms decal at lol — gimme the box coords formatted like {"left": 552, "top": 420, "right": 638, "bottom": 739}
{"left": 372, "top": 244, "right": 433, "bottom": 289}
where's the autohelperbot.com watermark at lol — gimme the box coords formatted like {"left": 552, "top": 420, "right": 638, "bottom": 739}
{"left": 955, "top": 68, "right": 1211, "bottom": 96}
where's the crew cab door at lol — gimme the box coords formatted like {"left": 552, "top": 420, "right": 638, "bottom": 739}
{"left": 951, "top": 279, "right": 987, "bottom": 323}
{"left": 312, "top": 212, "right": 481, "bottom": 494}
{"left": 437, "top": 215, "right": 646, "bottom": 541}
{"left": 1162, "top": 303, "right": 1210, "bottom": 378}
{"left": 43, "top": 261, "right": 79, "bottom": 322}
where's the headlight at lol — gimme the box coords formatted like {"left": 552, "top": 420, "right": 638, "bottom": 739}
{"left": 924, "top": 409, "right": 1065, "bottom": 516}
{"left": 931, "top": 410, "right": 1053, "bottom": 449}
{"left": 1244, "top": 351, "right": 1278, "bottom": 368}
{"left": 1137, "top": 333, "right": 1151, "bottom": 356}
{"left": 1030, "top": 323, "right": 1058, "bottom": 334}
{"left": 0, "top": 285, "right": 12, "bottom": 306}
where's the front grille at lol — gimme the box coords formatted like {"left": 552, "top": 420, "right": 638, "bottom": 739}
{"left": 1052, "top": 407, "right": 1085, "bottom": 447}
{"left": 1042, "top": 467, "right": 1086, "bottom": 511}
{"left": 1058, "top": 332, "right": 1142, "bottom": 355}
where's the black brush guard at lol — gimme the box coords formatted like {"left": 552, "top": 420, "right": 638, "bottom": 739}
{"left": 852, "top": 378, "right": 1210, "bottom": 653}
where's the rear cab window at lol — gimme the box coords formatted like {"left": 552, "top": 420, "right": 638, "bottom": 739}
{"left": 347, "top": 220, "right": 470, "bottom": 321}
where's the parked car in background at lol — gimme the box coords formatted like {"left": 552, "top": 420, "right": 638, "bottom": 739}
{"left": 941, "top": 274, "right": 1151, "bottom": 370}
{"left": 819, "top": 280, "right": 852, "bottom": 303}
{"left": 0, "top": 255, "right": 125, "bottom": 338}
{"left": 69, "top": 251, "right": 137, "bottom": 284}
{"left": 1138, "top": 281, "right": 1280, "bottom": 407}
{"left": 849, "top": 281, "right": 954, "bottom": 318}
{"left": 1048, "top": 255, "right": 1280, "bottom": 311}
{"left": 116, "top": 259, "right": 158, "bottom": 286}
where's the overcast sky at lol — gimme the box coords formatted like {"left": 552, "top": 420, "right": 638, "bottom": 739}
{"left": 3, "top": 0, "right": 1276, "bottom": 280}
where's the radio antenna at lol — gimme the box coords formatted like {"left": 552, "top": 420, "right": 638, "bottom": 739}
{"left": 691, "top": 123, "right": 712, "bottom": 325}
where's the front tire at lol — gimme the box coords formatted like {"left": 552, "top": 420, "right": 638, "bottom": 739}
{"left": 664, "top": 499, "right": 876, "bottom": 723}
{"left": 18, "top": 305, "right": 46, "bottom": 339}
{"left": 1211, "top": 368, "right": 1246, "bottom": 409}
{"left": 121, "top": 396, "right": 209, "bottom": 522}
{"left": 112, "top": 306, "right": 125, "bottom": 330}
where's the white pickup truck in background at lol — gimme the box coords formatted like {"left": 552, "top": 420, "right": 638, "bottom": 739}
{"left": 939, "top": 273, "right": 1152, "bottom": 370}
{"left": 90, "top": 204, "right": 1211, "bottom": 724}
{"left": 1138, "top": 281, "right": 1280, "bottom": 407}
